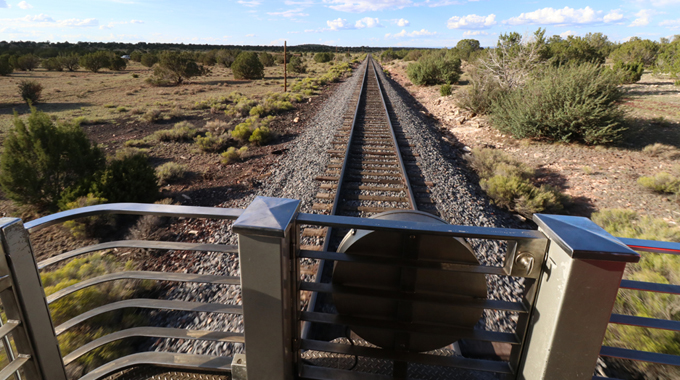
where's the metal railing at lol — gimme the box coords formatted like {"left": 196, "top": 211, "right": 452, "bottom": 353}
{"left": 0, "top": 196, "right": 676, "bottom": 379}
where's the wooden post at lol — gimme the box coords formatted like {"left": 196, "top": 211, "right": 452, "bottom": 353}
{"left": 284, "top": 41, "right": 287, "bottom": 93}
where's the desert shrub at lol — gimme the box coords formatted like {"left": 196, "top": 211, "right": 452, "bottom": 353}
{"left": 42, "top": 57, "right": 64, "bottom": 71}
{"left": 655, "top": 39, "right": 680, "bottom": 78}
{"left": 249, "top": 125, "right": 271, "bottom": 146}
{"left": 43, "top": 253, "right": 153, "bottom": 374}
{"left": 545, "top": 35, "right": 606, "bottom": 66}
{"left": 141, "top": 109, "right": 163, "bottom": 123}
{"left": 456, "top": 39, "right": 482, "bottom": 61}
{"left": 406, "top": 55, "right": 462, "bottom": 85}
{"left": 440, "top": 84, "right": 452, "bottom": 96}
{"left": 456, "top": 66, "right": 505, "bottom": 115}
{"left": 224, "top": 92, "right": 258, "bottom": 117}
{"left": 231, "top": 120, "right": 253, "bottom": 141}
{"left": 130, "top": 51, "right": 142, "bottom": 62}
{"left": 609, "top": 37, "right": 659, "bottom": 67}
{"left": 146, "top": 51, "right": 207, "bottom": 86}
{"left": 232, "top": 52, "right": 264, "bottom": 80}
{"left": 16, "top": 54, "right": 40, "bottom": 71}
{"left": 314, "top": 52, "right": 334, "bottom": 63}
{"left": 116, "top": 106, "right": 128, "bottom": 113}
{"left": 637, "top": 171, "right": 680, "bottom": 194}
{"left": 287, "top": 56, "right": 306, "bottom": 74}
{"left": 0, "top": 108, "right": 105, "bottom": 210}
{"left": 205, "top": 120, "right": 229, "bottom": 134}
{"left": 93, "top": 151, "right": 158, "bottom": 203}
{"left": 61, "top": 193, "right": 110, "bottom": 239}
{"left": 124, "top": 139, "right": 150, "bottom": 147}
{"left": 490, "top": 62, "right": 625, "bottom": 144}
{"left": 58, "top": 53, "right": 80, "bottom": 71}
{"left": 194, "top": 132, "right": 225, "bottom": 152}
{"left": 108, "top": 55, "right": 127, "bottom": 71}
{"left": 156, "top": 162, "right": 186, "bottom": 185}
{"left": 642, "top": 143, "right": 680, "bottom": 160}
{"left": 152, "top": 121, "right": 198, "bottom": 142}
{"left": 593, "top": 209, "right": 680, "bottom": 379}
{"left": 17, "top": 80, "right": 43, "bottom": 104}
{"left": 610, "top": 61, "right": 644, "bottom": 84}
{"left": 0, "top": 54, "right": 13, "bottom": 75}
{"left": 221, "top": 146, "right": 248, "bottom": 164}
{"left": 259, "top": 52, "right": 275, "bottom": 67}
{"left": 140, "top": 53, "right": 158, "bottom": 68}
{"left": 80, "top": 51, "right": 110, "bottom": 73}
{"left": 216, "top": 49, "right": 241, "bottom": 67}
{"left": 468, "top": 147, "right": 566, "bottom": 217}
{"left": 403, "top": 50, "right": 423, "bottom": 62}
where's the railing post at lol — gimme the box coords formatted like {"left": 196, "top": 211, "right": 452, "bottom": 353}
{"left": 233, "top": 196, "right": 300, "bottom": 380}
{"left": 517, "top": 214, "right": 640, "bottom": 379}
{"left": 0, "top": 218, "right": 67, "bottom": 380}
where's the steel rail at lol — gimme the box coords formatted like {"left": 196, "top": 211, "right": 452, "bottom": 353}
{"left": 0, "top": 355, "right": 29, "bottom": 380}
{"left": 64, "top": 327, "right": 244, "bottom": 366}
{"left": 47, "top": 271, "right": 240, "bottom": 304}
{"left": 38, "top": 241, "right": 238, "bottom": 270}
{"left": 369, "top": 58, "right": 417, "bottom": 208}
{"left": 25, "top": 203, "right": 243, "bottom": 232}
{"left": 55, "top": 299, "right": 243, "bottom": 335}
{"left": 78, "top": 352, "right": 232, "bottom": 380}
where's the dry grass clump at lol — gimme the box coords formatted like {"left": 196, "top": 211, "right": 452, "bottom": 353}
{"left": 194, "top": 132, "right": 226, "bottom": 152}
{"left": 156, "top": 162, "right": 186, "bottom": 185}
{"left": 642, "top": 143, "right": 680, "bottom": 160}
{"left": 151, "top": 121, "right": 199, "bottom": 142}
{"left": 141, "top": 109, "right": 163, "bottom": 123}
{"left": 637, "top": 169, "right": 680, "bottom": 194}
{"left": 468, "top": 147, "right": 568, "bottom": 217}
{"left": 221, "top": 146, "right": 248, "bottom": 164}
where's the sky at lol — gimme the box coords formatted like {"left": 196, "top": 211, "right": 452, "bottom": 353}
{"left": 1, "top": 0, "right": 680, "bottom": 48}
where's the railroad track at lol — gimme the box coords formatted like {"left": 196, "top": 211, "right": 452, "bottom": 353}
{"left": 300, "top": 56, "right": 436, "bottom": 254}
{"left": 299, "top": 56, "right": 439, "bottom": 339}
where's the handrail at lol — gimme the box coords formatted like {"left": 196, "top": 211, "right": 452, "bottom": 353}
{"left": 25, "top": 203, "right": 243, "bottom": 232}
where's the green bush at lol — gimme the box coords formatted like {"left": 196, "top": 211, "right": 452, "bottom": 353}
{"left": 130, "top": 51, "right": 142, "bottom": 62}
{"left": 403, "top": 50, "right": 423, "bottom": 62}
{"left": 16, "top": 54, "right": 40, "bottom": 71}
{"left": 216, "top": 49, "right": 241, "bottom": 67}
{"left": 17, "top": 80, "right": 43, "bottom": 104}
{"left": 490, "top": 62, "right": 625, "bottom": 144}
{"left": 231, "top": 120, "right": 253, "bottom": 141}
{"left": 194, "top": 132, "right": 225, "bottom": 152}
{"left": 468, "top": 148, "right": 566, "bottom": 217}
{"left": 152, "top": 121, "right": 198, "bottom": 142}
{"left": 224, "top": 92, "right": 258, "bottom": 117}
{"left": 232, "top": 52, "right": 264, "bottom": 80}
{"left": 609, "top": 37, "right": 659, "bottom": 67}
{"left": 108, "top": 55, "right": 127, "bottom": 71}
{"left": 610, "top": 61, "right": 644, "bottom": 84}
{"left": 43, "top": 253, "right": 153, "bottom": 373}
{"left": 58, "top": 53, "right": 80, "bottom": 71}
{"left": 221, "top": 146, "right": 248, "bottom": 164}
{"left": 440, "top": 84, "right": 452, "bottom": 96}
{"left": 593, "top": 209, "right": 680, "bottom": 379}
{"left": 0, "top": 108, "right": 105, "bottom": 210}
{"left": 287, "top": 56, "right": 306, "bottom": 74}
{"left": 156, "top": 162, "right": 186, "bottom": 185}
{"left": 655, "top": 39, "right": 680, "bottom": 78}
{"left": 146, "top": 51, "right": 206, "bottom": 86}
{"left": 456, "top": 65, "right": 506, "bottom": 115}
{"left": 61, "top": 193, "right": 109, "bottom": 239}
{"left": 314, "top": 52, "right": 334, "bottom": 63}
{"left": 637, "top": 171, "right": 680, "bottom": 194}
{"left": 406, "top": 55, "right": 462, "bottom": 85}
{"left": 42, "top": 57, "right": 64, "bottom": 71}
{"left": 94, "top": 151, "right": 158, "bottom": 203}
{"left": 259, "top": 52, "right": 275, "bottom": 67}
{"left": 140, "top": 53, "right": 158, "bottom": 68}
{"left": 80, "top": 51, "right": 111, "bottom": 73}
{"left": 249, "top": 125, "right": 271, "bottom": 146}
{"left": 0, "top": 54, "right": 13, "bottom": 76}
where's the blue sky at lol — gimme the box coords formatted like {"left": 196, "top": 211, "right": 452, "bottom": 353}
{"left": 1, "top": 0, "right": 679, "bottom": 47}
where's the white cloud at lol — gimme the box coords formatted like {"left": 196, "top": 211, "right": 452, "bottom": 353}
{"left": 130, "top": 19, "right": 143, "bottom": 24}
{"left": 463, "top": 30, "right": 488, "bottom": 36}
{"left": 385, "top": 28, "right": 436, "bottom": 38}
{"left": 285, "top": 0, "right": 314, "bottom": 4}
{"left": 629, "top": 9, "right": 654, "bottom": 27}
{"left": 327, "top": 17, "right": 353, "bottom": 30}
{"left": 396, "top": 18, "right": 409, "bottom": 26}
{"left": 238, "top": 0, "right": 261, "bottom": 7}
{"left": 99, "top": 19, "right": 144, "bottom": 29}
{"left": 24, "top": 13, "right": 55, "bottom": 22}
{"left": 505, "top": 6, "right": 602, "bottom": 25}
{"left": 421, "top": 0, "right": 461, "bottom": 6}
{"left": 268, "top": 8, "right": 309, "bottom": 17}
{"left": 660, "top": 18, "right": 680, "bottom": 28}
{"left": 17, "top": 1, "right": 32, "bottom": 9}
{"left": 447, "top": 14, "right": 496, "bottom": 29}
{"left": 59, "top": 18, "right": 98, "bottom": 27}
{"left": 246, "top": 33, "right": 256, "bottom": 37}
{"left": 270, "top": 38, "right": 287, "bottom": 45}
{"left": 355, "top": 17, "right": 381, "bottom": 28}
{"left": 604, "top": 9, "right": 624, "bottom": 23}
{"left": 560, "top": 30, "right": 577, "bottom": 38}
{"left": 648, "top": 0, "right": 680, "bottom": 5}
{"left": 326, "top": 0, "right": 411, "bottom": 13}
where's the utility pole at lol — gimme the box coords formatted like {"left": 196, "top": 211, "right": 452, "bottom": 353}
{"left": 284, "top": 41, "right": 287, "bottom": 93}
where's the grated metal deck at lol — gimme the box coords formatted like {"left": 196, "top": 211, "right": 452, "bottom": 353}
{"left": 103, "top": 367, "right": 230, "bottom": 380}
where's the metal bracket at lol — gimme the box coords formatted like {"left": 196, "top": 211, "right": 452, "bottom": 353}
{"left": 232, "top": 353, "right": 247, "bottom": 380}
